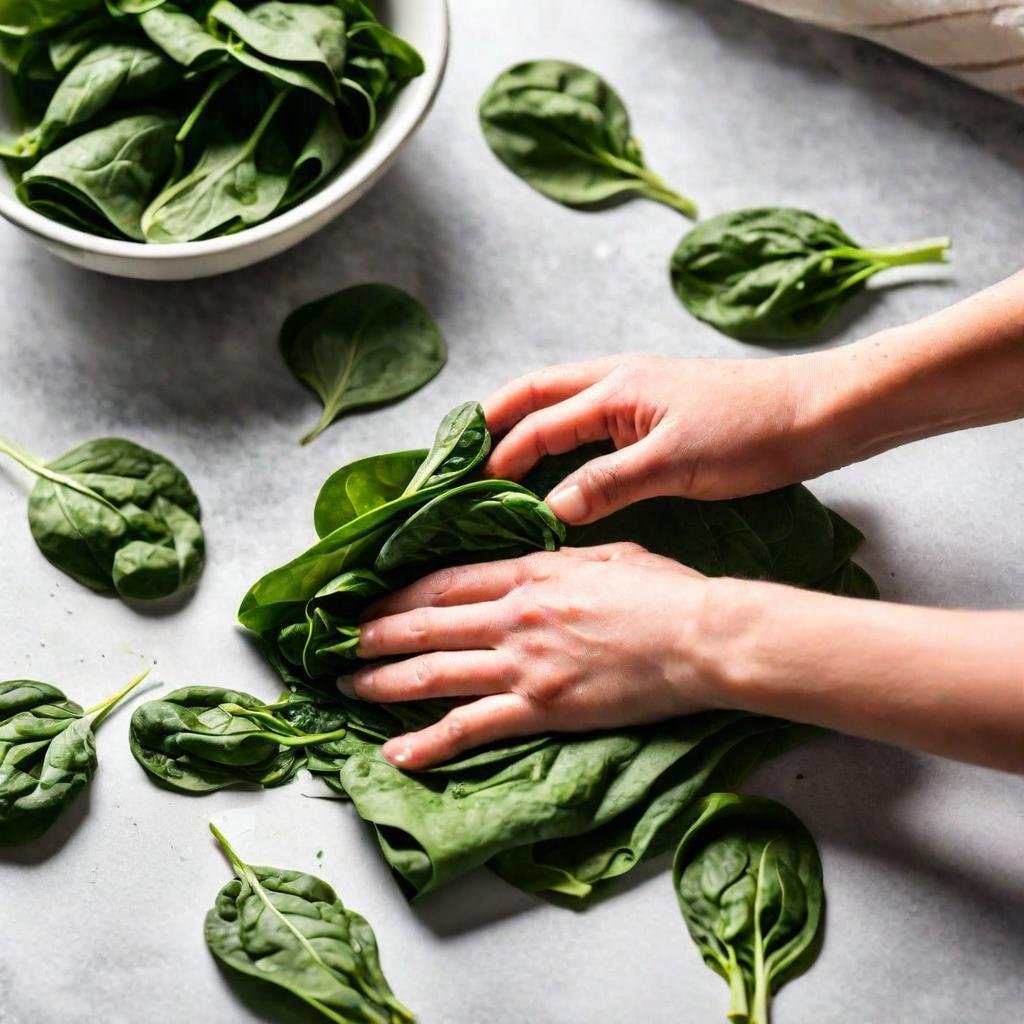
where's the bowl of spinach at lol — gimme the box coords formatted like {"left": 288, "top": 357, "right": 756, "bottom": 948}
{"left": 0, "top": 0, "right": 449, "bottom": 279}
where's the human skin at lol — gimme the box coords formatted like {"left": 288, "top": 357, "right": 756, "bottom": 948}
{"left": 345, "top": 270, "right": 1024, "bottom": 773}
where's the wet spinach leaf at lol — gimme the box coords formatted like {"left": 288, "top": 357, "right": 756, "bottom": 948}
{"left": 673, "top": 793, "right": 824, "bottom": 1024}
{"left": 0, "top": 671, "right": 147, "bottom": 845}
{"left": 280, "top": 284, "right": 447, "bottom": 445}
{"left": 670, "top": 207, "right": 951, "bottom": 344}
{"left": 480, "top": 59, "right": 696, "bottom": 216}
{"left": 205, "top": 823, "right": 414, "bottom": 1024}
{"left": 0, "top": 434, "right": 205, "bottom": 602}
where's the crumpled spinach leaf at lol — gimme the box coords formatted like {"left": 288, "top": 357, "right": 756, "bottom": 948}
{"left": 128, "top": 686, "right": 351, "bottom": 794}
{"left": 479, "top": 59, "right": 697, "bottom": 216}
{"left": 374, "top": 479, "right": 564, "bottom": 573}
{"left": 673, "top": 793, "right": 824, "bottom": 1024}
{"left": 205, "top": 823, "right": 415, "bottom": 1024}
{"left": 670, "top": 207, "right": 951, "bottom": 344}
{"left": 0, "top": 434, "right": 205, "bottom": 601}
{"left": 0, "top": 671, "right": 147, "bottom": 845}
{"left": 280, "top": 284, "right": 447, "bottom": 445}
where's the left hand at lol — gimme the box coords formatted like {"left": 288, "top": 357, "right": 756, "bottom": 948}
{"left": 345, "top": 543, "right": 725, "bottom": 769}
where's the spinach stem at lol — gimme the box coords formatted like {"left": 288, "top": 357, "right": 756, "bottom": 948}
{"left": 85, "top": 669, "right": 151, "bottom": 727}
{"left": 602, "top": 152, "right": 698, "bottom": 217}
{"left": 831, "top": 235, "right": 951, "bottom": 267}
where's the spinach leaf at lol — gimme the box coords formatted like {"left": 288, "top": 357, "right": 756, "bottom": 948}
{"left": 0, "top": 41, "right": 178, "bottom": 159}
{"left": 205, "top": 823, "right": 414, "bottom": 1024}
{"left": 673, "top": 793, "right": 824, "bottom": 1024}
{"left": 313, "top": 449, "right": 426, "bottom": 539}
{"left": 141, "top": 86, "right": 293, "bottom": 243}
{"left": 374, "top": 480, "right": 564, "bottom": 573}
{"left": 479, "top": 59, "right": 697, "bottom": 217}
{"left": 16, "top": 112, "right": 176, "bottom": 239}
{"left": 280, "top": 284, "right": 447, "bottom": 445}
{"left": 0, "top": 0, "right": 99, "bottom": 36}
{"left": 237, "top": 402, "right": 489, "bottom": 633}
{"left": 128, "top": 686, "right": 350, "bottom": 794}
{"left": 137, "top": 4, "right": 228, "bottom": 71}
{"left": 0, "top": 434, "right": 205, "bottom": 601}
{"left": 0, "top": 671, "right": 147, "bottom": 845}
{"left": 207, "top": 1, "right": 347, "bottom": 97}
{"left": 670, "top": 208, "right": 951, "bottom": 344}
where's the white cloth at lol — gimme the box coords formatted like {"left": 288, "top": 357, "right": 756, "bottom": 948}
{"left": 739, "top": 1, "right": 1024, "bottom": 99}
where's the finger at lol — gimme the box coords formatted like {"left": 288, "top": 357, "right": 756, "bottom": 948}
{"left": 347, "top": 651, "right": 514, "bottom": 703}
{"left": 486, "top": 382, "right": 615, "bottom": 482}
{"left": 381, "top": 693, "right": 536, "bottom": 769}
{"left": 483, "top": 357, "right": 624, "bottom": 436}
{"left": 359, "top": 603, "right": 503, "bottom": 658}
{"left": 362, "top": 561, "right": 522, "bottom": 619}
{"left": 545, "top": 435, "right": 673, "bottom": 524}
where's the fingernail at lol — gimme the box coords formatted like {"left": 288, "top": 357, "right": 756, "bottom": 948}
{"left": 547, "top": 484, "right": 587, "bottom": 522}
{"left": 336, "top": 674, "right": 357, "bottom": 698}
{"left": 383, "top": 737, "right": 413, "bottom": 766}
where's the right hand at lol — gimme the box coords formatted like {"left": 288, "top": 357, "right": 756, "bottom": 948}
{"left": 484, "top": 353, "right": 837, "bottom": 523}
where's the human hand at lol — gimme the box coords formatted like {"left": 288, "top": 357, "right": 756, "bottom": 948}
{"left": 484, "top": 352, "right": 834, "bottom": 523}
{"left": 346, "top": 544, "right": 727, "bottom": 769}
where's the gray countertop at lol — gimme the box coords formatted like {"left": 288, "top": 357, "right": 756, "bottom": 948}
{"left": 1, "top": 1, "right": 1022, "bottom": 1022}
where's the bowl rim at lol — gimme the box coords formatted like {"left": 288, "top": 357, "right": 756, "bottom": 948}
{"left": 0, "top": 0, "right": 449, "bottom": 261}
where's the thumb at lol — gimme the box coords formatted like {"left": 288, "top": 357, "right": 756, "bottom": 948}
{"left": 545, "top": 437, "right": 671, "bottom": 524}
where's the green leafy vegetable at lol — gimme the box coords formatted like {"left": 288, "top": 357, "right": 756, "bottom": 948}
{"left": 1, "top": 0, "right": 424, "bottom": 241}
{"left": 128, "top": 686, "right": 354, "bottom": 794}
{"left": 205, "top": 823, "right": 414, "bottom": 1024}
{"left": 479, "top": 59, "right": 696, "bottom": 216}
{"left": 0, "top": 434, "right": 205, "bottom": 601}
{"left": 673, "top": 793, "right": 824, "bottom": 1024}
{"left": 670, "top": 208, "right": 951, "bottom": 344}
{"left": 280, "top": 284, "right": 447, "bottom": 445}
{"left": 0, "top": 671, "right": 148, "bottom": 845}
{"left": 235, "top": 404, "right": 876, "bottom": 904}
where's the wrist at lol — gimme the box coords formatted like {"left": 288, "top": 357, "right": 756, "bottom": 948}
{"left": 789, "top": 330, "right": 907, "bottom": 474}
{"left": 684, "top": 576, "right": 803, "bottom": 715}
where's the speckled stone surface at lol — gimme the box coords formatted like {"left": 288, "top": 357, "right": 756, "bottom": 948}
{"left": 1, "top": 2, "right": 1022, "bottom": 1022}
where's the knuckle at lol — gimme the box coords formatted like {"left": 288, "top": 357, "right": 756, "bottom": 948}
{"left": 410, "top": 659, "right": 435, "bottom": 694}
{"left": 425, "top": 567, "right": 456, "bottom": 602}
{"left": 444, "top": 713, "right": 468, "bottom": 746}
{"left": 584, "top": 462, "right": 625, "bottom": 503}
{"left": 406, "top": 607, "right": 431, "bottom": 637}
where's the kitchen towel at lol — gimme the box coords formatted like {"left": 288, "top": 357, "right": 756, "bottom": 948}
{"left": 739, "top": 1, "right": 1024, "bottom": 100}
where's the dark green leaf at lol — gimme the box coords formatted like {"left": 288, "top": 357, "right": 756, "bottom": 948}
{"left": 0, "top": 435, "right": 205, "bottom": 601}
{"left": 280, "top": 284, "right": 447, "bottom": 445}
{"left": 673, "top": 793, "right": 824, "bottom": 1024}
{"left": 205, "top": 824, "right": 414, "bottom": 1024}
{"left": 0, "top": 672, "right": 146, "bottom": 845}
{"left": 670, "top": 207, "right": 951, "bottom": 344}
{"left": 479, "top": 59, "right": 696, "bottom": 216}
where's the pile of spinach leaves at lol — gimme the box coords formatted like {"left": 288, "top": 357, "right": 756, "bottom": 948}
{"left": 237, "top": 402, "right": 876, "bottom": 903}
{"left": 0, "top": 0, "right": 424, "bottom": 241}
{"left": 0, "top": 434, "right": 205, "bottom": 602}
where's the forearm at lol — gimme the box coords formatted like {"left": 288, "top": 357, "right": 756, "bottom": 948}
{"left": 802, "top": 269, "right": 1024, "bottom": 472}
{"left": 698, "top": 580, "right": 1024, "bottom": 773}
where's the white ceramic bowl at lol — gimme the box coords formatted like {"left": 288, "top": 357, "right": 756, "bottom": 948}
{"left": 0, "top": 0, "right": 449, "bottom": 280}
